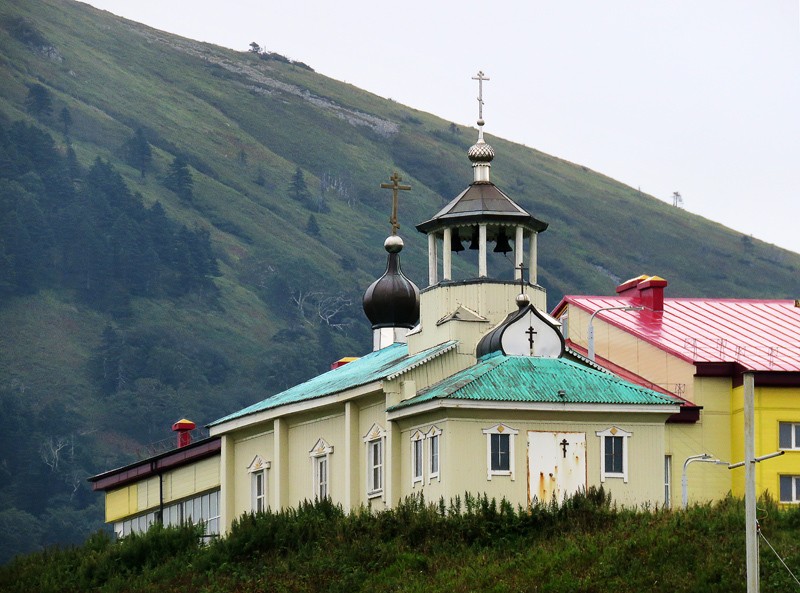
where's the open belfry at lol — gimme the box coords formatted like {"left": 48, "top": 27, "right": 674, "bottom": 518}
{"left": 90, "top": 73, "right": 688, "bottom": 538}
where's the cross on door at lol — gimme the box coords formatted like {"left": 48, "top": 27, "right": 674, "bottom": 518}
{"left": 560, "top": 438, "right": 570, "bottom": 458}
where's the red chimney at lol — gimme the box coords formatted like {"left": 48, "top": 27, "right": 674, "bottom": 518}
{"left": 331, "top": 356, "right": 359, "bottom": 370}
{"left": 616, "top": 275, "right": 668, "bottom": 312}
{"left": 172, "top": 418, "right": 196, "bottom": 448}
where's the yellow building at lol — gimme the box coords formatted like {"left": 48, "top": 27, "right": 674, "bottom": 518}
{"left": 88, "top": 423, "right": 221, "bottom": 538}
{"left": 552, "top": 275, "right": 800, "bottom": 507}
{"left": 91, "top": 86, "right": 685, "bottom": 536}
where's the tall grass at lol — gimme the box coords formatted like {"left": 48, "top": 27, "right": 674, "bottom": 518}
{"left": 3, "top": 489, "right": 800, "bottom": 593}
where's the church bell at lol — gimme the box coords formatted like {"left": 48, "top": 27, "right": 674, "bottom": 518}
{"left": 493, "top": 229, "right": 512, "bottom": 254}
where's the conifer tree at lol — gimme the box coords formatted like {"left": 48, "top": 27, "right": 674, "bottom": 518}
{"left": 288, "top": 167, "right": 311, "bottom": 207}
{"left": 124, "top": 127, "right": 152, "bottom": 178}
{"left": 164, "top": 155, "right": 193, "bottom": 202}
{"left": 24, "top": 83, "right": 52, "bottom": 118}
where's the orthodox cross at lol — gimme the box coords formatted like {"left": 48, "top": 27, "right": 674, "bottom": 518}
{"left": 380, "top": 172, "right": 411, "bottom": 235}
{"left": 472, "top": 71, "right": 490, "bottom": 122}
{"left": 560, "top": 438, "right": 570, "bottom": 459}
{"left": 525, "top": 326, "right": 537, "bottom": 350}
{"left": 517, "top": 262, "right": 528, "bottom": 292}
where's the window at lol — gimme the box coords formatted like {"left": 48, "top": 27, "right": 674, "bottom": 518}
{"left": 411, "top": 431, "right": 424, "bottom": 485}
{"left": 364, "top": 423, "right": 386, "bottom": 497}
{"left": 596, "top": 427, "right": 632, "bottom": 483}
{"left": 664, "top": 455, "right": 672, "bottom": 509}
{"left": 247, "top": 455, "right": 270, "bottom": 512}
{"left": 115, "top": 490, "right": 220, "bottom": 539}
{"left": 427, "top": 426, "right": 442, "bottom": 482}
{"left": 779, "top": 422, "right": 800, "bottom": 450}
{"left": 482, "top": 424, "right": 519, "bottom": 480}
{"left": 780, "top": 475, "right": 800, "bottom": 503}
{"left": 309, "top": 438, "right": 334, "bottom": 500}
{"left": 369, "top": 439, "right": 383, "bottom": 494}
{"left": 605, "top": 436, "right": 623, "bottom": 473}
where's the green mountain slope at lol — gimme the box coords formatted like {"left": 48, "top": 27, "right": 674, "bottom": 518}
{"left": 1, "top": 0, "right": 798, "bottom": 561}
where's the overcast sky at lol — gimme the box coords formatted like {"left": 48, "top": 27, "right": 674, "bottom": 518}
{"left": 83, "top": 1, "right": 800, "bottom": 254}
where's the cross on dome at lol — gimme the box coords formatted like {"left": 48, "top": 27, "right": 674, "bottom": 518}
{"left": 380, "top": 171, "right": 411, "bottom": 236}
{"left": 472, "top": 70, "right": 490, "bottom": 127}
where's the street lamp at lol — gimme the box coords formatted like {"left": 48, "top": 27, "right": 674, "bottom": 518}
{"left": 587, "top": 305, "right": 643, "bottom": 362}
{"left": 681, "top": 453, "right": 728, "bottom": 508}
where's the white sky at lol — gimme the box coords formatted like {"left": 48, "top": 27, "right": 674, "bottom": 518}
{"left": 84, "top": 0, "right": 800, "bottom": 254}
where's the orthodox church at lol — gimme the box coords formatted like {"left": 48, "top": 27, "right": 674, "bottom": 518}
{"left": 90, "top": 75, "right": 683, "bottom": 538}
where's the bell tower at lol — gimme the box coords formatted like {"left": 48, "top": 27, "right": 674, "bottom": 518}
{"left": 408, "top": 72, "right": 549, "bottom": 355}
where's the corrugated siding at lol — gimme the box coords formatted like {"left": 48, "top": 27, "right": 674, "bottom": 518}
{"left": 106, "top": 484, "right": 137, "bottom": 522}
{"left": 162, "top": 456, "right": 220, "bottom": 504}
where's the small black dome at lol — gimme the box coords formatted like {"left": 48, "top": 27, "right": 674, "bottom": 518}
{"left": 363, "top": 238, "right": 420, "bottom": 329}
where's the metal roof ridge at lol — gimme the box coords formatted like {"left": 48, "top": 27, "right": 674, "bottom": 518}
{"left": 385, "top": 340, "right": 459, "bottom": 380}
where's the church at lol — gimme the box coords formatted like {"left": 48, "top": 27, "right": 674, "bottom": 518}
{"left": 90, "top": 75, "right": 684, "bottom": 538}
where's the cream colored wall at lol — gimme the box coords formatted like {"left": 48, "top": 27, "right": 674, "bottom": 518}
{"left": 231, "top": 427, "right": 273, "bottom": 518}
{"left": 566, "top": 306, "right": 696, "bottom": 399}
{"left": 286, "top": 412, "right": 344, "bottom": 506}
{"left": 395, "top": 409, "right": 669, "bottom": 508}
{"left": 411, "top": 282, "right": 547, "bottom": 355}
{"left": 730, "top": 384, "right": 800, "bottom": 500}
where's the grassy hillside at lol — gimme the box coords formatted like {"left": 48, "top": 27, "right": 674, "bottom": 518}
{"left": 1, "top": 0, "right": 800, "bottom": 562}
{"left": 2, "top": 492, "right": 800, "bottom": 593}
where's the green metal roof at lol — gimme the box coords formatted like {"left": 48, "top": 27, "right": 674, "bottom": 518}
{"left": 209, "top": 341, "right": 458, "bottom": 427}
{"left": 388, "top": 352, "right": 680, "bottom": 411}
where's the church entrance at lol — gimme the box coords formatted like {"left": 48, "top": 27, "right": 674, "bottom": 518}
{"left": 528, "top": 431, "right": 587, "bottom": 505}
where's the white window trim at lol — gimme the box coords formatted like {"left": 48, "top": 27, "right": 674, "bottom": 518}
{"left": 411, "top": 430, "right": 424, "bottom": 486}
{"left": 247, "top": 455, "right": 271, "bottom": 512}
{"left": 426, "top": 426, "right": 442, "bottom": 483}
{"left": 596, "top": 427, "right": 632, "bottom": 483}
{"left": 363, "top": 423, "right": 386, "bottom": 498}
{"left": 779, "top": 422, "right": 800, "bottom": 450}
{"left": 482, "top": 424, "right": 518, "bottom": 481}
{"left": 780, "top": 475, "right": 800, "bottom": 503}
{"left": 309, "top": 438, "right": 334, "bottom": 500}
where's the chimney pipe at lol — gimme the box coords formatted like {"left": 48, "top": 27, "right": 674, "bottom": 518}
{"left": 172, "top": 419, "right": 196, "bottom": 448}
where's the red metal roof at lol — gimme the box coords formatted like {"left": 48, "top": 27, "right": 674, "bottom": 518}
{"left": 555, "top": 295, "right": 800, "bottom": 372}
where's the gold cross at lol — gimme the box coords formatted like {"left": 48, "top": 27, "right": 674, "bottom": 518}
{"left": 380, "top": 172, "right": 411, "bottom": 235}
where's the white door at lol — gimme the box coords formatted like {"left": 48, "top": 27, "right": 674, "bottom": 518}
{"left": 528, "top": 431, "right": 587, "bottom": 505}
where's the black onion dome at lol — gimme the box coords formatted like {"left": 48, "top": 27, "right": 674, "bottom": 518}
{"left": 362, "top": 237, "right": 420, "bottom": 329}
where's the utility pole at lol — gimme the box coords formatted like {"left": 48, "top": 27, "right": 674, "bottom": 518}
{"left": 728, "top": 373, "right": 784, "bottom": 593}
{"left": 744, "top": 372, "right": 758, "bottom": 593}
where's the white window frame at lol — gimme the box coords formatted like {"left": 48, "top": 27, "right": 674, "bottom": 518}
{"left": 411, "top": 430, "right": 424, "bottom": 486}
{"left": 309, "top": 438, "right": 334, "bottom": 500}
{"left": 780, "top": 475, "right": 800, "bottom": 503}
{"left": 247, "top": 455, "right": 271, "bottom": 512}
{"left": 363, "top": 423, "right": 386, "bottom": 498}
{"left": 664, "top": 455, "right": 672, "bottom": 509}
{"left": 779, "top": 422, "right": 800, "bottom": 450}
{"left": 482, "top": 424, "right": 518, "bottom": 481}
{"left": 427, "top": 426, "right": 442, "bottom": 483}
{"left": 596, "top": 427, "right": 632, "bottom": 483}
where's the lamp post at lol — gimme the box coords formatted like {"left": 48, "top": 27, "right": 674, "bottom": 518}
{"left": 587, "top": 305, "right": 643, "bottom": 362}
{"left": 681, "top": 453, "right": 727, "bottom": 508}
